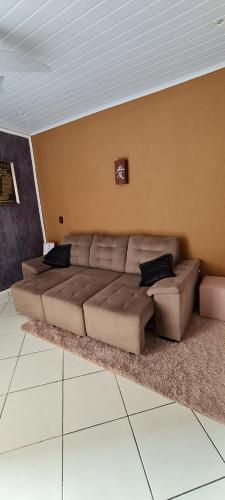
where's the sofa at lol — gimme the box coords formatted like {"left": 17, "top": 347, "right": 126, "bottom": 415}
{"left": 12, "top": 234, "right": 199, "bottom": 354}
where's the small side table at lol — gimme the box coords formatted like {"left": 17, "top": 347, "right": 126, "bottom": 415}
{"left": 200, "top": 275, "right": 225, "bottom": 321}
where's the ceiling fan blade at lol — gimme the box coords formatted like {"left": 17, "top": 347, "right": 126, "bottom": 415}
{"left": 0, "top": 50, "right": 51, "bottom": 73}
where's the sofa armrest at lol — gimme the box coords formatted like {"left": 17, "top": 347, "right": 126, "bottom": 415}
{"left": 147, "top": 260, "right": 200, "bottom": 296}
{"left": 22, "top": 256, "right": 51, "bottom": 280}
{"left": 146, "top": 259, "right": 200, "bottom": 341}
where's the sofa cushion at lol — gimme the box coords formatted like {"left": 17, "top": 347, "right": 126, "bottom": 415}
{"left": 12, "top": 266, "right": 85, "bottom": 321}
{"left": 62, "top": 234, "right": 93, "bottom": 266}
{"left": 125, "top": 235, "right": 180, "bottom": 274}
{"left": 42, "top": 268, "right": 120, "bottom": 336}
{"left": 89, "top": 234, "right": 129, "bottom": 272}
{"left": 84, "top": 273, "right": 154, "bottom": 354}
{"left": 22, "top": 256, "right": 51, "bottom": 279}
{"left": 139, "top": 254, "right": 175, "bottom": 287}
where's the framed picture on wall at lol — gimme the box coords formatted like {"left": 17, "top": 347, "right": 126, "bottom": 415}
{"left": 0, "top": 161, "right": 20, "bottom": 204}
{"left": 115, "top": 159, "right": 129, "bottom": 184}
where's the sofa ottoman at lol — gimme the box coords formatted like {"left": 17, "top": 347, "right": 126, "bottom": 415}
{"left": 12, "top": 266, "right": 85, "bottom": 320}
{"left": 200, "top": 275, "right": 225, "bottom": 321}
{"left": 42, "top": 268, "right": 120, "bottom": 336}
{"left": 84, "top": 274, "right": 154, "bottom": 354}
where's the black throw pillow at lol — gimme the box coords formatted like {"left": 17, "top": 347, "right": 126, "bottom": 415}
{"left": 139, "top": 253, "right": 175, "bottom": 287}
{"left": 43, "top": 244, "right": 71, "bottom": 268}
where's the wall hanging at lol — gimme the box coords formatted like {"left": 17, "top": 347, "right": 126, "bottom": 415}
{"left": 0, "top": 160, "right": 20, "bottom": 204}
{"left": 115, "top": 159, "right": 129, "bottom": 184}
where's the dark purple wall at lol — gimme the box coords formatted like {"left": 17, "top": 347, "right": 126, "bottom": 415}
{"left": 0, "top": 131, "right": 43, "bottom": 291}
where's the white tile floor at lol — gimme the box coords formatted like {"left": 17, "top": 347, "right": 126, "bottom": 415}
{"left": 0, "top": 290, "right": 225, "bottom": 500}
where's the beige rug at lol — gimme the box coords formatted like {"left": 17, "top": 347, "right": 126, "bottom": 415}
{"left": 22, "top": 314, "right": 225, "bottom": 424}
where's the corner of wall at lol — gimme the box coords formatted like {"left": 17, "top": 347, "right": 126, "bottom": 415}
{"left": 29, "top": 137, "right": 46, "bottom": 243}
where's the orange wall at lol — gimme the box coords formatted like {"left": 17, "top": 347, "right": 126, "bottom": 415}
{"left": 32, "top": 69, "right": 225, "bottom": 275}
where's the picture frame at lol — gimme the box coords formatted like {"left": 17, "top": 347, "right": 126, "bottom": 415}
{"left": 0, "top": 161, "right": 20, "bottom": 204}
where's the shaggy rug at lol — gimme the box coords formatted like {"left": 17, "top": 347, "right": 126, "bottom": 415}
{"left": 22, "top": 314, "right": 225, "bottom": 424}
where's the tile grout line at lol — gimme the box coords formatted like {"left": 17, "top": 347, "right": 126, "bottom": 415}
{"left": 0, "top": 333, "right": 26, "bottom": 420}
{"left": 7, "top": 333, "right": 26, "bottom": 394}
{"left": 0, "top": 346, "right": 57, "bottom": 361}
{"left": 167, "top": 474, "right": 225, "bottom": 499}
{"left": 0, "top": 312, "right": 29, "bottom": 336}
{"left": 129, "top": 401, "right": 174, "bottom": 417}
{"left": 62, "top": 349, "right": 64, "bottom": 500}
{"left": 0, "top": 298, "right": 10, "bottom": 316}
{"left": 6, "top": 368, "right": 106, "bottom": 396}
{"left": 0, "top": 346, "right": 57, "bottom": 362}
{"left": 0, "top": 343, "right": 58, "bottom": 362}
{"left": 191, "top": 410, "right": 225, "bottom": 464}
{"left": 63, "top": 415, "right": 128, "bottom": 437}
{"left": 3, "top": 368, "right": 175, "bottom": 409}
{"left": 0, "top": 330, "right": 27, "bottom": 337}
{"left": 20, "top": 347, "right": 57, "bottom": 357}
{"left": 0, "top": 416, "right": 129, "bottom": 456}
{"left": 128, "top": 417, "right": 155, "bottom": 500}
{"left": 0, "top": 434, "right": 63, "bottom": 456}
{"left": 114, "top": 374, "right": 154, "bottom": 500}
{"left": 0, "top": 302, "right": 25, "bottom": 318}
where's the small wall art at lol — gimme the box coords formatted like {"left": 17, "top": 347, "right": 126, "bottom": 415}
{"left": 115, "top": 158, "right": 129, "bottom": 184}
{"left": 0, "top": 161, "right": 20, "bottom": 204}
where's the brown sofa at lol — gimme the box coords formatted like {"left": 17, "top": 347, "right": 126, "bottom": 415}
{"left": 12, "top": 234, "right": 199, "bottom": 354}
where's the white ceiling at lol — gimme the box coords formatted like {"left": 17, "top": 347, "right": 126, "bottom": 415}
{"left": 0, "top": 0, "right": 225, "bottom": 136}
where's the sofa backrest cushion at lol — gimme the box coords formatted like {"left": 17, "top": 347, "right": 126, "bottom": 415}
{"left": 63, "top": 234, "right": 93, "bottom": 267}
{"left": 89, "top": 234, "right": 129, "bottom": 272}
{"left": 125, "top": 235, "right": 180, "bottom": 274}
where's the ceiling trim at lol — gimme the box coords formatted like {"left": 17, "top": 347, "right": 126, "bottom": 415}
{"left": 0, "top": 127, "right": 31, "bottom": 138}
{"left": 31, "top": 60, "right": 225, "bottom": 136}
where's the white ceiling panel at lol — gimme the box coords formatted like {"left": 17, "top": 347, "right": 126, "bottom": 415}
{"left": 0, "top": 0, "right": 224, "bottom": 135}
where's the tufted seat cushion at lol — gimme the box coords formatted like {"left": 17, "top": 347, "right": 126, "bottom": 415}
{"left": 84, "top": 274, "right": 154, "bottom": 354}
{"left": 11, "top": 266, "right": 85, "bottom": 320}
{"left": 125, "top": 235, "right": 180, "bottom": 274}
{"left": 62, "top": 234, "right": 93, "bottom": 266}
{"left": 89, "top": 234, "right": 129, "bottom": 272}
{"left": 42, "top": 268, "right": 120, "bottom": 336}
